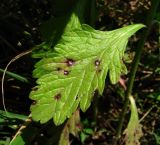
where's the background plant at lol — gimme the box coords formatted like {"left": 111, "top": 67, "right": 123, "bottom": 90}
{"left": 0, "top": 0, "right": 160, "bottom": 145}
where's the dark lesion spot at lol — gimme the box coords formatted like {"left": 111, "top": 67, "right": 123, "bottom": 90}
{"left": 65, "top": 58, "right": 75, "bottom": 66}
{"left": 64, "top": 70, "right": 69, "bottom": 75}
{"left": 56, "top": 67, "right": 70, "bottom": 75}
{"left": 57, "top": 67, "right": 62, "bottom": 71}
{"left": 67, "top": 124, "right": 70, "bottom": 128}
{"left": 76, "top": 123, "right": 82, "bottom": 130}
{"left": 54, "top": 93, "right": 61, "bottom": 100}
{"left": 32, "top": 101, "right": 37, "bottom": 105}
{"left": 75, "top": 95, "right": 78, "bottom": 100}
{"left": 94, "top": 59, "right": 102, "bottom": 73}
{"left": 95, "top": 59, "right": 101, "bottom": 66}
{"left": 98, "top": 69, "right": 102, "bottom": 73}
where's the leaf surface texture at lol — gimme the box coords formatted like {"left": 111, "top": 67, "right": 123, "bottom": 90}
{"left": 30, "top": 20, "right": 144, "bottom": 125}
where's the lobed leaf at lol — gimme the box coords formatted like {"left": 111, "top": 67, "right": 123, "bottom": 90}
{"left": 30, "top": 21, "right": 144, "bottom": 125}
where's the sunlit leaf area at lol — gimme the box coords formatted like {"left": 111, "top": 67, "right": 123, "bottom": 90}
{"left": 0, "top": 0, "right": 160, "bottom": 145}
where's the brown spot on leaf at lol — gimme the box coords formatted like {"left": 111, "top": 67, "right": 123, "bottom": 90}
{"left": 98, "top": 69, "right": 102, "bottom": 73}
{"left": 54, "top": 93, "right": 61, "bottom": 100}
{"left": 57, "top": 67, "right": 62, "bottom": 71}
{"left": 95, "top": 59, "right": 101, "bottom": 66}
{"left": 64, "top": 70, "right": 69, "bottom": 75}
{"left": 32, "top": 101, "right": 37, "bottom": 105}
{"left": 74, "top": 95, "right": 79, "bottom": 101}
{"left": 65, "top": 58, "right": 75, "bottom": 66}
{"left": 67, "top": 124, "right": 70, "bottom": 128}
{"left": 76, "top": 123, "right": 82, "bottom": 130}
{"left": 95, "top": 59, "right": 102, "bottom": 73}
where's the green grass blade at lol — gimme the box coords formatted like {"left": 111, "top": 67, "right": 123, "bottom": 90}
{"left": 0, "top": 110, "right": 28, "bottom": 121}
{"left": 0, "top": 68, "right": 29, "bottom": 83}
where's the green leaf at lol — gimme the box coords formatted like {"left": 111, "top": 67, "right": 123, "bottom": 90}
{"left": 59, "top": 110, "right": 81, "bottom": 145}
{"left": 80, "top": 131, "right": 89, "bottom": 144}
{"left": 32, "top": 12, "right": 82, "bottom": 59}
{"left": 30, "top": 22, "right": 144, "bottom": 125}
{"left": 123, "top": 96, "right": 143, "bottom": 145}
{"left": 147, "top": 92, "right": 160, "bottom": 101}
{"left": 153, "top": 133, "right": 160, "bottom": 144}
{"left": 0, "top": 110, "right": 27, "bottom": 121}
{"left": 32, "top": 0, "right": 87, "bottom": 58}
{"left": 83, "top": 128, "right": 94, "bottom": 135}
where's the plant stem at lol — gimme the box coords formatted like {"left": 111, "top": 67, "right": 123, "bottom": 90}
{"left": 90, "top": 0, "right": 96, "bottom": 26}
{"left": 114, "top": 0, "right": 160, "bottom": 144}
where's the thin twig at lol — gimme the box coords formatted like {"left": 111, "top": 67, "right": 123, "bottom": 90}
{"left": 1, "top": 50, "right": 32, "bottom": 115}
{"left": 9, "top": 114, "right": 32, "bottom": 145}
{"left": 139, "top": 106, "right": 155, "bottom": 123}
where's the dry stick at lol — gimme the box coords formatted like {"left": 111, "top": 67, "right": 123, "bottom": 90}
{"left": 9, "top": 114, "right": 32, "bottom": 145}
{"left": 139, "top": 105, "right": 155, "bottom": 123}
{"left": 1, "top": 50, "right": 32, "bottom": 115}
{"left": 1, "top": 50, "right": 32, "bottom": 144}
{"left": 113, "top": 0, "right": 160, "bottom": 144}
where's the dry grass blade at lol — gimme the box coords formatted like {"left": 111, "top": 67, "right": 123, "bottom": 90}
{"left": 1, "top": 50, "right": 32, "bottom": 114}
